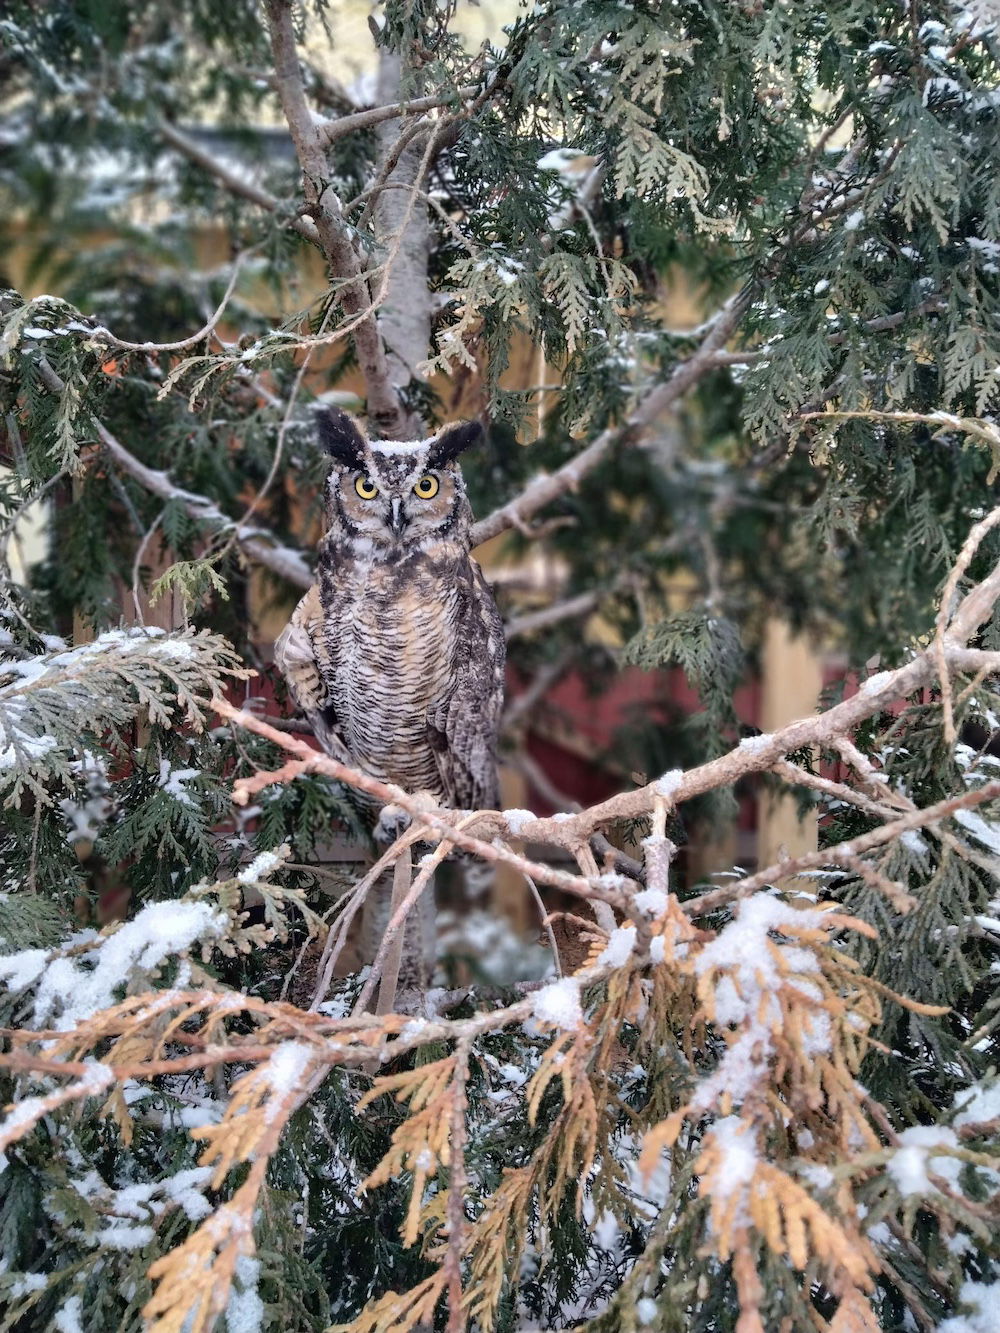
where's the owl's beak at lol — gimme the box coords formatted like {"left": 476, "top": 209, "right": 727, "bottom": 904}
{"left": 390, "top": 495, "right": 406, "bottom": 536}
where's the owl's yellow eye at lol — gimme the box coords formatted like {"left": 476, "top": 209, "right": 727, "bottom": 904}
{"left": 354, "top": 475, "right": 378, "bottom": 499}
{"left": 413, "top": 474, "right": 439, "bottom": 499}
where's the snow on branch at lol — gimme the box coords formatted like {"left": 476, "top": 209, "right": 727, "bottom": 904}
{"left": 0, "top": 627, "right": 248, "bottom": 799}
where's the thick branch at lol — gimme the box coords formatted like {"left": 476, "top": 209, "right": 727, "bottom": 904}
{"left": 512, "top": 549, "right": 1000, "bottom": 847}
{"left": 370, "top": 51, "right": 433, "bottom": 390}
{"left": 96, "top": 423, "right": 312, "bottom": 587}
{"left": 214, "top": 698, "right": 631, "bottom": 915}
{"left": 263, "top": 0, "right": 416, "bottom": 438}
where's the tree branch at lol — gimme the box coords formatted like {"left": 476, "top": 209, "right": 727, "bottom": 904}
{"left": 684, "top": 777, "right": 1000, "bottom": 917}
{"left": 367, "top": 51, "right": 434, "bottom": 392}
{"left": 469, "top": 291, "right": 750, "bottom": 547}
{"left": 27, "top": 346, "right": 313, "bottom": 590}
{"left": 157, "top": 119, "right": 321, "bottom": 248}
{"left": 706, "top": 298, "right": 947, "bottom": 369}
{"left": 317, "top": 86, "right": 478, "bottom": 143}
{"left": 213, "top": 698, "right": 632, "bottom": 914}
{"left": 262, "top": 0, "right": 416, "bottom": 438}
{"left": 518, "top": 598, "right": 1000, "bottom": 851}
{"left": 505, "top": 590, "right": 600, "bottom": 640}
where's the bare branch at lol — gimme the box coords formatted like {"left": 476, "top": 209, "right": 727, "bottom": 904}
{"left": 26, "top": 345, "right": 313, "bottom": 589}
{"left": 83, "top": 245, "right": 261, "bottom": 354}
{"left": 514, "top": 550, "right": 1000, "bottom": 846}
{"left": 505, "top": 590, "right": 600, "bottom": 640}
{"left": 772, "top": 758, "right": 899, "bottom": 822}
{"left": 318, "top": 86, "right": 478, "bottom": 143}
{"left": 157, "top": 119, "right": 320, "bottom": 247}
{"left": 470, "top": 290, "right": 750, "bottom": 547}
{"left": 705, "top": 299, "right": 947, "bottom": 369}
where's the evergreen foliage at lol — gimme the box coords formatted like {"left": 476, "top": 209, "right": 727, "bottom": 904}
{"left": 2, "top": 1, "right": 1000, "bottom": 1330}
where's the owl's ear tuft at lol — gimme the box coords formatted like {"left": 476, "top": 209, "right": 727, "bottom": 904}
{"left": 316, "top": 407, "right": 367, "bottom": 466}
{"left": 427, "top": 420, "right": 484, "bottom": 467}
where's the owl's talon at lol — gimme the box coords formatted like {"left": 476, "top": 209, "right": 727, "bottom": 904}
{"left": 392, "top": 987, "right": 426, "bottom": 1016}
{"left": 374, "top": 802, "right": 411, "bottom": 844}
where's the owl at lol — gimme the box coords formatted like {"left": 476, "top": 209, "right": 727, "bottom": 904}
{"left": 274, "top": 408, "right": 506, "bottom": 987}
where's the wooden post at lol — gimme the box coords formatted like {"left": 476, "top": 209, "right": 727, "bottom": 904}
{"left": 756, "top": 619, "right": 822, "bottom": 872}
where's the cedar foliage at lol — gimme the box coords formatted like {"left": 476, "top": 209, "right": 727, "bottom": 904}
{"left": 2, "top": 2, "right": 1000, "bottom": 1330}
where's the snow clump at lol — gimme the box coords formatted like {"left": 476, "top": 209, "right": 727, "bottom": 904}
{"left": 690, "top": 895, "right": 829, "bottom": 1109}
{"left": 226, "top": 1253, "right": 265, "bottom": 1333}
{"left": 939, "top": 1280, "right": 1000, "bottom": 1333}
{"left": 655, "top": 769, "right": 684, "bottom": 797}
{"left": 237, "top": 847, "right": 285, "bottom": 884}
{"left": 264, "top": 1041, "right": 316, "bottom": 1115}
{"left": 953, "top": 1077, "right": 1000, "bottom": 1130}
{"left": 53, "top": 1295, "right": 84, "bottom": 1333}
{"left": 503, "top": 808, "right": 538, "bottom": 836}
{"left": 530, "top": 977, "right": 584, "bottom": 1029}
{"left": 738, "top": 733, "right": 774, "bottom": 756}
{"left": 633, "top": 888, "right": 669, "bottom": 918}
{"left": 596, "top": 925, "right": 637, "bottom": 968}
{"left": 887, "top": 1125, "right": 962, "bottom": 1196}
{"left": 13, "top": 899, "right": 229, "bottom": 1030}
{"left": 157, "top": 759, "right": 200, "bottom": 807}
{"left": 703, "top": 1116, "right": 758, "bottom": 1227}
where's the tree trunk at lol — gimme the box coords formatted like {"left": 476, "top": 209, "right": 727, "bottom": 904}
{"left": 372, "top": 50, "right": 433, "bottom": 397}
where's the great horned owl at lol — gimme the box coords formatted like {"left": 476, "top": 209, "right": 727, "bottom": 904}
{"left": 274, "top": 408, "right": 505, "bottom": 989}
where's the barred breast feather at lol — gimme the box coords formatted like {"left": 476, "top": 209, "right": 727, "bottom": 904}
{"left": 277, "top": 539, "right": 504, "bottom": 811}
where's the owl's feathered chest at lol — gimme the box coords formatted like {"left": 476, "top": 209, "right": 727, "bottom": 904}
{"left": 314, "top": 539, "right": 482, "bottom": 793}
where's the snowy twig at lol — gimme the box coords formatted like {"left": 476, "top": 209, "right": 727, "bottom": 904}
{"left": 78, "top": 245, "right": 261, "bottom": 354}
{"left": 684, "top": 778, "right": 1000, "bottom": 917}
{"left": 772, "top": 758, "right": 900, "bottom": 822}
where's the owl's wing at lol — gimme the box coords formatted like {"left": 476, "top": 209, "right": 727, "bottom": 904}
{"left": 427, "top": 563, "right": 506, "bottom": 810}
{"left": 274, "top": 584, "right": 350, "bottom": 763}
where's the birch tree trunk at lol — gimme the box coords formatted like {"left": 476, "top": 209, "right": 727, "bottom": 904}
{"left": 371, "top": 51, "right": 432, "bottom": 395}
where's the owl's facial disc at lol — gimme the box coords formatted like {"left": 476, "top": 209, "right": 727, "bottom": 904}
{"left": 329, "top": 438, "right": 471, "bottom": 552}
